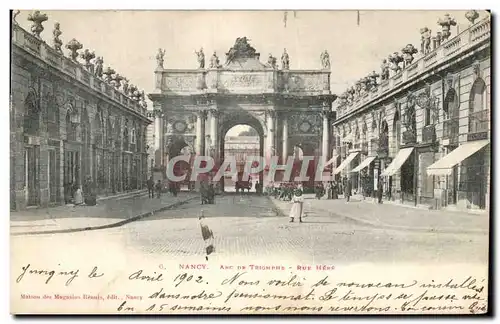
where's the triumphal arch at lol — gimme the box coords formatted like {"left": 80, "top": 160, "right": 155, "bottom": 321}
{"left": 148, "top": 38, "right": 335, "bottom": 189}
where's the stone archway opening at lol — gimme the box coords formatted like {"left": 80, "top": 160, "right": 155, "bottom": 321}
{"left": 221, "top": 123, "right": 264, "bottom": 193}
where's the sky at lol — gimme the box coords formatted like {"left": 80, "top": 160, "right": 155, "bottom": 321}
{"left": 14, "top": 10, "right": 485, "bottom": 136}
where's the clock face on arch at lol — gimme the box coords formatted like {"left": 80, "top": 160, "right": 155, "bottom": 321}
{"left": 174, "top": 121, "right": 187, "bottom": 132}
{"left": 299, "top": 121, "right": 311, "bottom": 133}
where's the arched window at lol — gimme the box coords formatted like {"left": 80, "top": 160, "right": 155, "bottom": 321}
{"left": 106, "top": 117, "right": 113, "bottom": 147}
{"left": 93, "top": 113, "right": 103, "bottom": 147}
{"left": 66, "top": 110, "right": 76, "bottom": 141}
{"left": 443, "top": 89, "right": 459, "bottom": 120}
{"left": 371, "top": 119, "right": 377, "bottom": 135}
{"left": 468, "top": 78, "right": 488, "bottom": 134}
{"left": 379, "top": 120, "right": 389, "bottom": 155}
{"left": 393, "top": 111, "right": 401, "bottom": 152}
{"left": 123, "top": 126, "right": 129, "bottom": 151}
{"left": 24, "top": 88, "right": 40, "bottom": 135}
{"left": 131, "top": 128, "right": 136, "bottom": 144}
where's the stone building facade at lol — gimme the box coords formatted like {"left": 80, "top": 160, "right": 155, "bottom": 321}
{"left": 10, "top": 12, "right": 151, "bottom": 210}
{"left": 331, "top": 12, "right": 490, "bottom": 211}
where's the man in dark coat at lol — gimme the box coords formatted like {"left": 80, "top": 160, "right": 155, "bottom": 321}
{"left": 147, "top": 176, "right": 154, "bottom": 198}
{"left": 377, "top": 176, "right": 384, "bottom": 204}
{"left": 84, "top": 176, "right": 97, "bottom": 206}
{"left": 345, "top": 178, "right": 352, "bottom": 202}
{"left": 155, "top": 180, "right": 162, "bottom": 199}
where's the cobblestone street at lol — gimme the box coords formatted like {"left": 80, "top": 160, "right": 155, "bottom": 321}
{"left": 11, "top": 193, "right": 489, "bottom": 266}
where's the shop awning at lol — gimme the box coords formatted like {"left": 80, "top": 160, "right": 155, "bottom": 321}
{"left": 380, "top": 147, "right": 414, "bottom": 177}
{"left": 427, "top": 140, "right": 489, "bottom": 176}
{"left": 333, "top": 152, "right": 359, "bottom": 175}
{"left": 350, "top": 156, "right": 376, "bottom": 173}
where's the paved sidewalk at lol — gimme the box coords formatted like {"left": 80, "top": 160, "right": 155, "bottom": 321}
{"left": 271, "top": 194, "right": 489, "bottom": 234}
{"left": 10, "top": 192, "right": 198, "bottom": 236}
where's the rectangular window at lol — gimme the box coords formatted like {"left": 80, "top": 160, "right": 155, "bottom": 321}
{"left": 425, "top": 107, "right": 431, "bottom": 126}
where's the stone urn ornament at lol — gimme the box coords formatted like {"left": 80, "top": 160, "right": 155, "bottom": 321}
{"left": 367, "top": 70, "right": 380, "bottom": 89}
{"left": 28, "top": 10, "right": 48, "bottom": 38}
{"left": 401, "top": 44, "right": 418, "bottom": 67}
{"left": 465, "top": 10, "right": 480, "bottom": 25}
{"left": 102, "top": 67, "right": 115, "bottom": 83}
{"left": 112, "top": 74, "right": 124, "bottom": 89}
{"left": 66, "top": 38, "right": 83, "bottom": 61}
{"left": 437, "top": 13, "right": 457, "bottom": 41}
{"left": 121, "top": 77, "right": 129, "bottom": 93}
{"left": 80, "top": 49, "right": 96, "bottom": 72}
{"left": 388, "top": 52, "right": 404, "bottom": 74}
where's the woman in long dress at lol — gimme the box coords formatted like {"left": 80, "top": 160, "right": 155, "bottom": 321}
{"left": 289, "top": 188, "right": 304, "bottom": 223}
{"left": 73, "top": 186, "right": 84, "bottom": 206}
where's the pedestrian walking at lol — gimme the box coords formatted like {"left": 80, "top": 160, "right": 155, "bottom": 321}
{"left": 155, "top": 180, "right": 162, "bottom": 199}
{"left": 84, "top": 176, "right": 97, "bottom": 206}
{"left": 199, "top": 211, "right": 215, "bottom": 261}
{"left": 147, "top": 176, "right": 154, "bottom": 198}
{"left": 332, "top": 180, "right": 339, "bottom": 199}
{"left": 345, "top": 178, "right": 352, "bottom": 202}
{"left": 73, "top": 185, "right": 84, "bottom": 206}
{"left": 377, "top": 176, "right": 384, "bottom": 204}
{"left": 289, "top": 188, "right": 304, "bottom": 223}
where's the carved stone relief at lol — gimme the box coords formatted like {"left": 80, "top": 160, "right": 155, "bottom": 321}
{"left": 285, "top": 74, "right": 324, "bottom": 92}
{"left": 288, "top": 112, "right": 322, "bottom": 135}
{"left": 164, "top": 75, "right": 198, "bottom": 90}
{"left": 165, "top": 113, "right": 196, "bottom": 134}
{"left": 219, "top": 73, "right": 265, "bottom": 89}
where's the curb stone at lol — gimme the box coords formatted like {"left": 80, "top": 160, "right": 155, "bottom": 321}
{"left": 270, "top": 198, "right": 487, "bottom": 235}
{"left": 11, "top": 196, "right": 198, "bottom": 236}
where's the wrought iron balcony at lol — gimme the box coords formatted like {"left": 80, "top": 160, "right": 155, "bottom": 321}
{"left": 443, "top": 117, "right": 459, "bottom": 145}
{"left": 468, "top": 109, "right": 489, "bottom": 141}
{"left": 421, "top": 124, "right": 436, "bottom": 144}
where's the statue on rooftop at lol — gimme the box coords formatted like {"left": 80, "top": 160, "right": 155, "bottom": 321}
{"left": 195, "top": 47, "right": 205, "bottom": 69}
{"left": 94, "top": 56, "right": 104, "bottom": 78}
{"left": 320, "top": 50, "right": 330, "bottom": 69}
{"left": 52, "top": 22, "right": 63, "bottom": 54}
{"left": 267, "top": 54, "right": 277, "bottom": 69}
{"left": 380, "top": 59, "right": 390, "bottom": 81}
{"left": 209, "top": 51, "right": 220, "bottom": 68}
{"left": 281, "top": 48, "right": 290, "bottom": 70}
{"left": 420, "top": 27, "right": 432, "bottom": 55}
{"left": 156, "top": 48, "right": 166, "bottom": 69}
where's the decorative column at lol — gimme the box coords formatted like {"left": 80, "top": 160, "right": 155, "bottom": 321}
{"left": 321, "top": 109, "right": 330, "bottom": 166}
{"left": 210, "top": 109, "right": 219, "bottom": 160}
{"left": 154, "top": 107, "right": 164, "bottom": 166}
{"left": 282, "top": 115, "right": 288, "bottom": 163}
{"left": 266, "top": 110, "right": 276, "bottom": 160}
{"left": 196, "top": 110, "right": 206, "bottom": 155}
